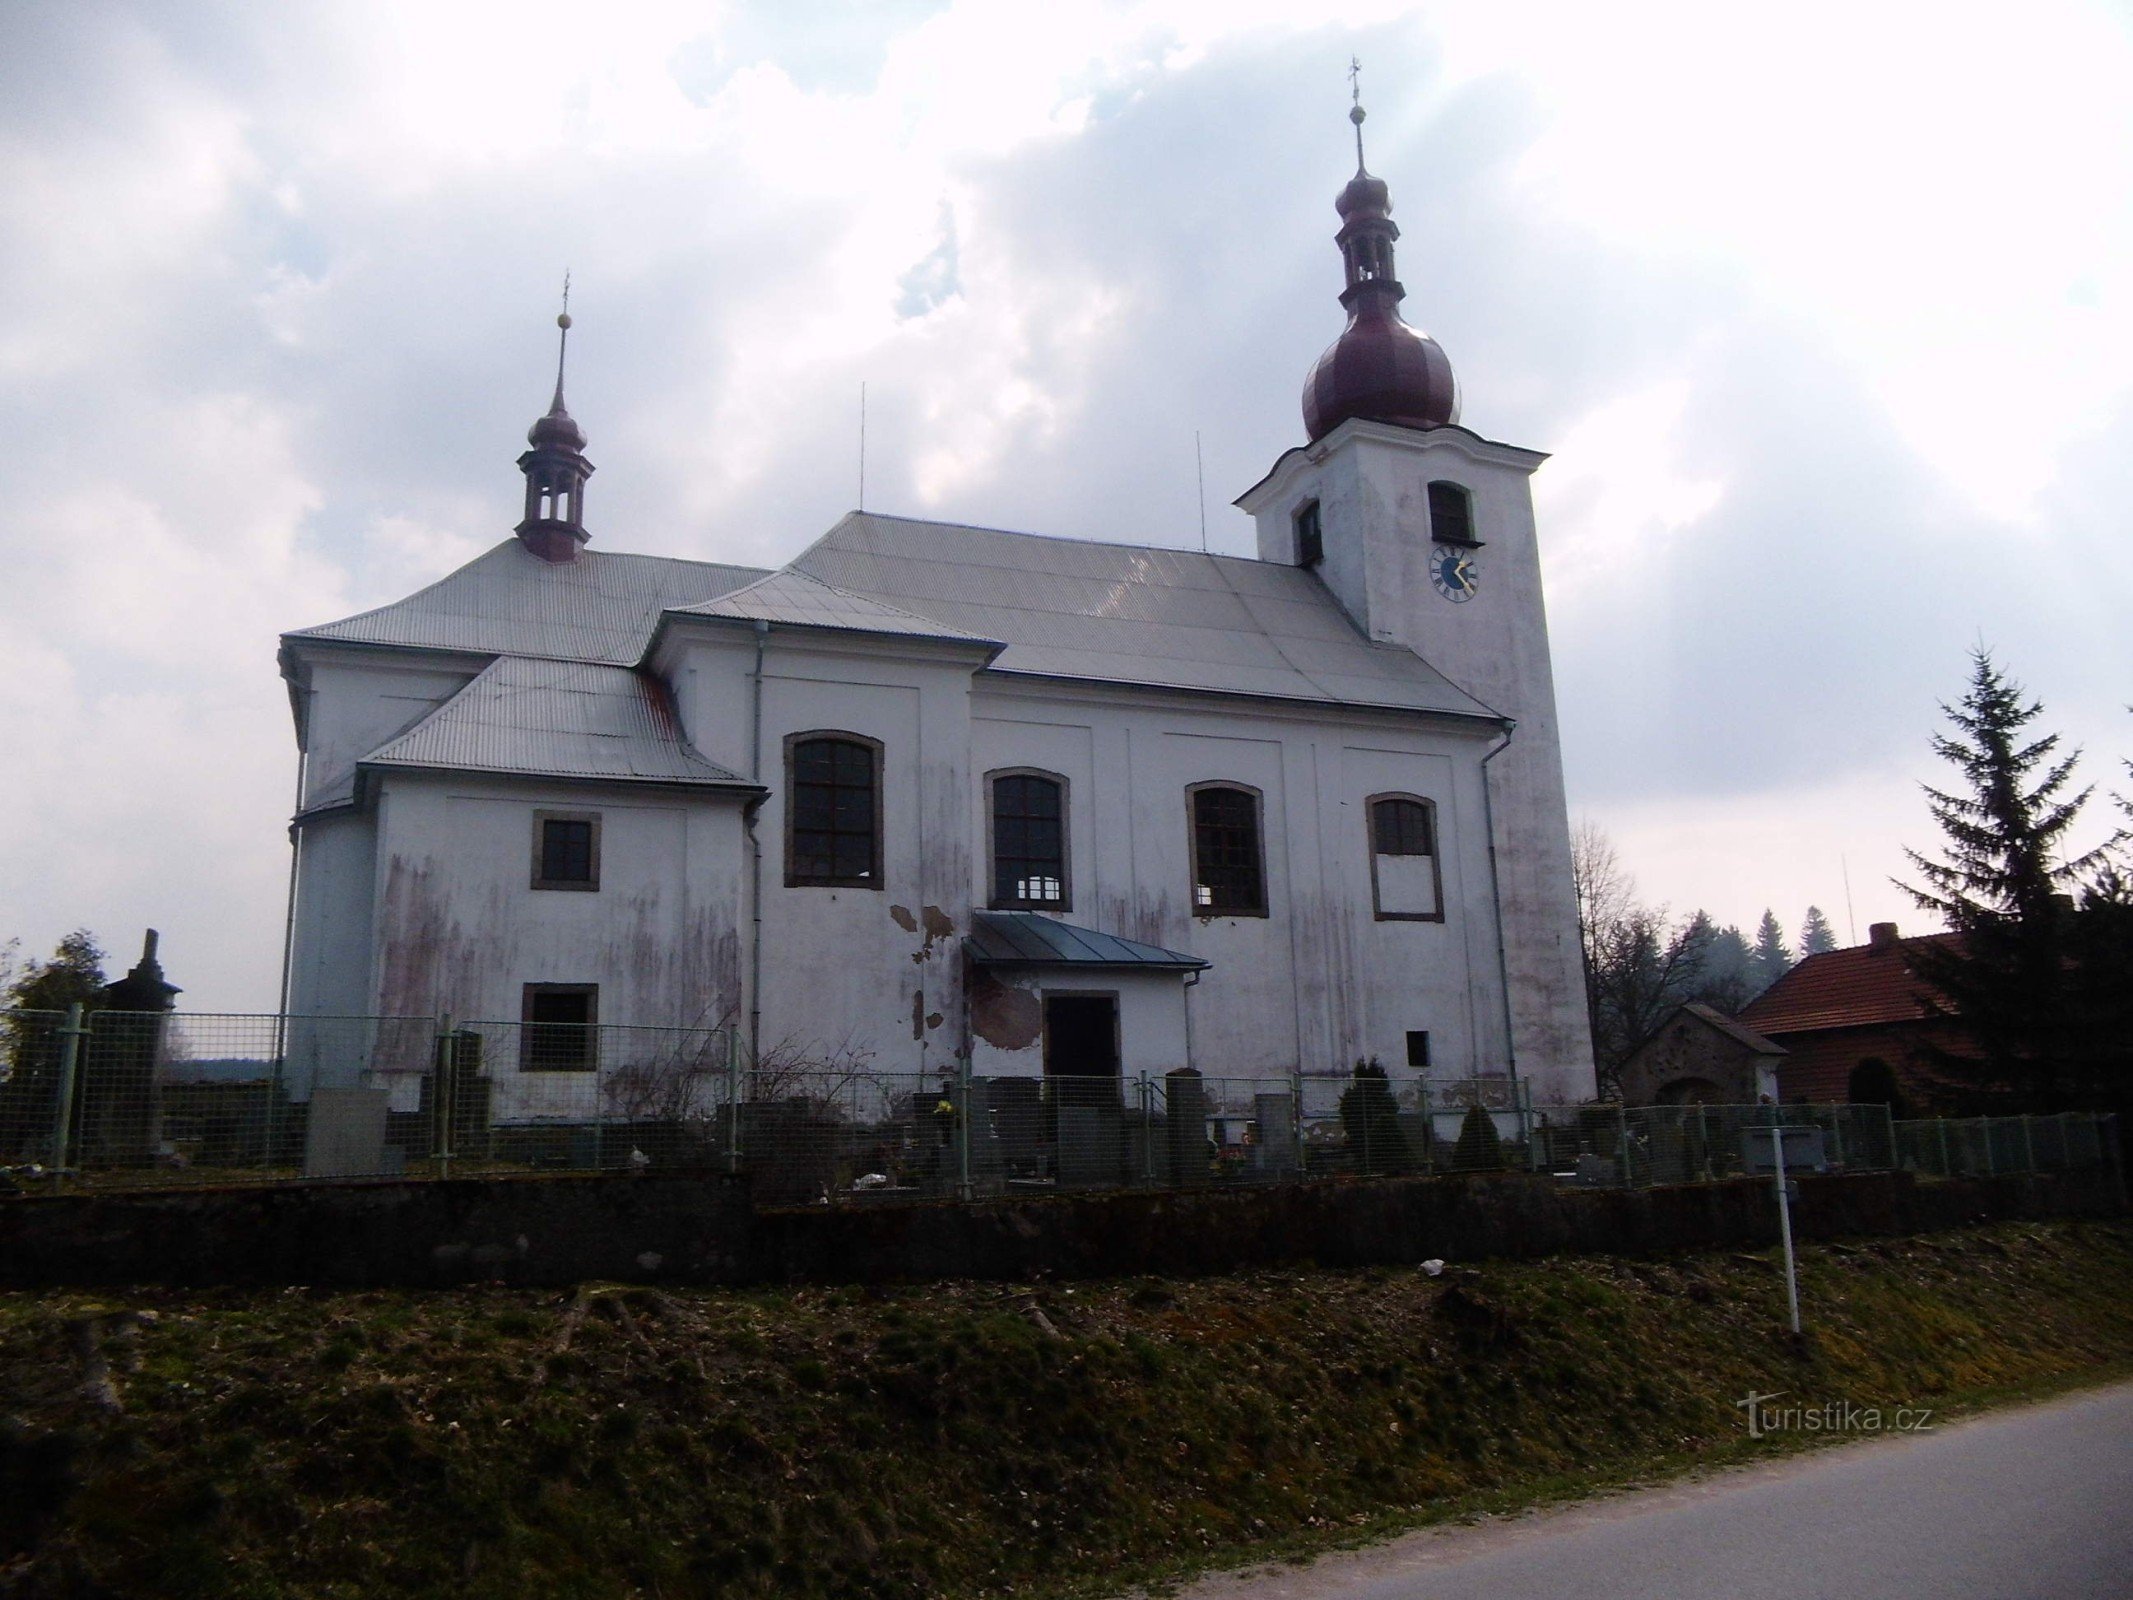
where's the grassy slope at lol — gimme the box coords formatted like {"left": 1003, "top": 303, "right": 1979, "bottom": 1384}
{"left": 2, "top": 1219, "right": 2130, "bottom": 1600}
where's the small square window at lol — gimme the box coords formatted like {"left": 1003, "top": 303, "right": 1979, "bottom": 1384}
{"left": 522, "top": 984, "right": 597, "bottom": 1072}
{"left": 532, "top": 812, "right": 600, "bottom": 891}
{"left": 1406, "top": 1030, "right": 1431, "bottom": 1069}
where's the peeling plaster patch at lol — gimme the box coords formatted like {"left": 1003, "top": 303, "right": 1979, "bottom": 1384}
{"left": 970, "top": 971, "right": 1041, "bottom": 1051}
{"left": 925, "top": 1011, "right": 944, "bottom": 1031}
{"left": 889, "top": 905, "right": 919, "bottom": 934}
{"left": 917, "top": 904, "right": 956, "bottom": 960}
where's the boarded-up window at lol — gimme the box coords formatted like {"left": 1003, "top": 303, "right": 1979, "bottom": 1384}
{"left": 521, "top": 984, "right": 597, "bottom": 1072}
{"left": 1370, "top": 795, "right": 1441, "bottom": 919}
{"left": 788, "top": 735, "right": 880, "bottom": 888}
{"left": 992, "top": 772, "right": 1067, "bottom": 908}
{"left": 1191, "top": 785, "right": 1266, "bottom": 916}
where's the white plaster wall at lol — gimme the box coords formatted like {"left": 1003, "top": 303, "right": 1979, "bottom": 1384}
{"left": 282, "top": 808, "right": 380, "bottom": 1096}
{"left": 1242, "top": 422, "right": 1597, "bottom": 1104}
{"left": 366, "top": 773, "right": 747, "bottom": 1118}
{"left": 969, "top": 680, "right": 1506, "bottom": 1081}
{"left": 967, "top": 969, "right": 1189, "bottom": 1080}
{"left": 729, "top": 633, "right": 981, "bottom": 1084}
{"left": 288, "top": 648, "right": 481, "bottom": 811}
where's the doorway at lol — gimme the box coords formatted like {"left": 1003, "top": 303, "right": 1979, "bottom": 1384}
{"left": 1043, "top": 994, "right": 1120, "bottom": 1093}
{"left": 1043, "top": 993, "right": 1121, "bottom": 1186}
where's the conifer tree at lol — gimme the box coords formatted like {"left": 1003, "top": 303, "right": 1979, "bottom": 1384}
{"left": 1798, "top": 907, "right": 1838, "bottom": 956}
{"left": 1751, "top": 910, "right": 1794, "bottom": 994}
{"left": 1899, "top": 650, "right": 2109, "bottom": 1111}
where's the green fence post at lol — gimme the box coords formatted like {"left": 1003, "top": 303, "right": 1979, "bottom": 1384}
{"left": 1291, "top": 1069, "right": 1307, "bottom": 1179}
{"left": 955, "top": 1050, "right": 973, "bottom": 1202}
{"left": 726, "top": 1027, "right": 742, "bottom": 1175}
{"left": 1980, "top": 1117, "right": 1995, "bottom": 1176}
{"left": 2021, "top": 1114, "right": 2036, "bottom": 1174}
{"left": 1617, "top": 1103, "right": 1631, "bottom": 1188}
{"left": 1937, "top": 1117, "right": 1951, "bottom": 1177}
{"left": 436, "top": 1014, "right": 454, "bottom": 1180}
{"left": 48, "top": 1003, "right": 88, "bottom": 1186}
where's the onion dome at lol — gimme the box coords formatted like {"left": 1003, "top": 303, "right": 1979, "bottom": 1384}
{"left": 1301, "top": 97, "right": 1459, "bottom": 442}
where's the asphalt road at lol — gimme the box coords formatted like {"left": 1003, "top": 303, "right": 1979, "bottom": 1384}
{"left": 1171, "top": 1380, "right": 2133, "bottom": 1600}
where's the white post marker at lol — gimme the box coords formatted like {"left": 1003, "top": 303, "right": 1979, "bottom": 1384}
{"left": 1743, "top": 1124, "right": 1820, "bottom": 1334}
{"left": 1772, "top": 1126, "right": 1801, "bottom": 1335}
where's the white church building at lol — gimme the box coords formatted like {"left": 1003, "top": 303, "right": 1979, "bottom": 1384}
{"left": 277, "top": 120, "right": 1597, "bottom": 1119}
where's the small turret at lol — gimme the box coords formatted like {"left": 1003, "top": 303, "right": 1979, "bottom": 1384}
{"left": 516, "top": 295, "right": 594, "bottom": 563}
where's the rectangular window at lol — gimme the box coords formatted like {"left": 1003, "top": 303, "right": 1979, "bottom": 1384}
{"left": 1190, "top": 785, "right": 1266, "bottom": 916}
{"left": 1370, "top": 795, "right": 1442, "bottom": 920}
{"left": 788, "top": 734, "right": 881, "bottom": 888}
{"left": 1406, "top": 1030, "right": 1431, "bottom": 1069}
{"left": 532, "top": 812, "right": 600, "bottom": 891}
{"left": 991, "top": 772, "right": 1068, "bottom": 908}
{"left": 1427, "top": 481, "right": 1476, "bottom": 546}
{"left": 1294, "top": 500, "right": 1324, "bottom": 568}
{"left": 521, "top": 984, "right": 597, "bottom": 1072}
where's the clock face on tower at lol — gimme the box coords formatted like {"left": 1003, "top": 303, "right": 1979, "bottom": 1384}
{"left": 1431, "top": 545, "right": 1478, "bottom": 603}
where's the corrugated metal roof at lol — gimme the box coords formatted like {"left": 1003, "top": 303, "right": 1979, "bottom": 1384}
{"left": 668, "top": 568, "right": 1000, "bottom": 645}
{"left": 289, "top": 540, "right": 768, "bottom": 665}
{"left": 362, "top": 656, "right": 751, "bottom": 788}
{"left": 966, "top": 910, "right": 1209, "bottom": 971}
{"left": 1737, "top": 935, "right": 1959, "bottom": 1036}
{"left": 789, "top": 513, "right": 1499, "bottom": 718}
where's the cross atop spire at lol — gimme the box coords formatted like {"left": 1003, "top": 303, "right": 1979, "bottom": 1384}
{"left": 1348, "top": 56, "right": 1368, "bottom": 173}
{"left": 551, "top": 270, "right": 573, "bottom": 413}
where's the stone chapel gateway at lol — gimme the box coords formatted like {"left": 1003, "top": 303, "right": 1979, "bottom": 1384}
{"left": 277, "top": 116, "right": 1598, "bottom": 1122}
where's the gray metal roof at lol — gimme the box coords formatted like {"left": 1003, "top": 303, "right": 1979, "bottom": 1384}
{"left": 965, "top": 910, "right": 1209, "bottom": 972}
{"left": 790, "top": 512, "right": 1499, "bottom": 719}
{"left": 362, "top": 656, "right": 751, "bottom": 789}
{"left": 668, "top": 568, "right": 1000, "bottom": 646}
{"left": 289, "top": 540, "right": 768, "bottom": 665}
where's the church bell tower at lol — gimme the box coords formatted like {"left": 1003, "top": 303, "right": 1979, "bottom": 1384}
{"left": 1236, "top": 80, "right": 1596, "bottom": 1104}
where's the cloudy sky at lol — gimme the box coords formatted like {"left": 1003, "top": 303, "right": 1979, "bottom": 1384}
{"left": 3, "top": 0, "right": 2129, "bottom": 1011}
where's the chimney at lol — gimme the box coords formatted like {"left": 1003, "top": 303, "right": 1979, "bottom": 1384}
{"left": 1868, "top": 922, "right": 1899, "bottom": 951}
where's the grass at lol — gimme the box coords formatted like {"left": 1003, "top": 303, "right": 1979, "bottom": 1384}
{"left": 2, "top": 1219, "right": 2130, "bottom": 1599}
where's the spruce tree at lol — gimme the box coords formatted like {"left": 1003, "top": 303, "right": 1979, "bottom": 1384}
{"left": 1899, "top": 650, "right": 2108, "bottom": 1111}
{"left": 1751, "top": 910, "right": 1794, "bottom": 994}
{"left": 1798, "top": 907, "right": 1838, "bottom": 956}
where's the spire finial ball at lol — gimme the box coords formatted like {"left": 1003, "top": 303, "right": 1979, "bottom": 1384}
{"left": 558, "top": 311, "right": 572, "bottom": 330}
{"left": 1350, "top": 104, "right": 1366, "bottom": 127}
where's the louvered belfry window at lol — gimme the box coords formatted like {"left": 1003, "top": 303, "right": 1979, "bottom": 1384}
{"left": 789, "top": 736, "right": 879, "bottom": 887}
{"left": 1191, "top": 785, "right": 1266, "bottom": 916}
{"left": 992, "top": 773, "right": 1066, "bottom": 907}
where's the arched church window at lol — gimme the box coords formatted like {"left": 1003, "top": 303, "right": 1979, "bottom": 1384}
{"left": 1367, "top": 794, "right": 1442, "bottom": 920}
{"left": 1427, "top": 481, "right": 1476, "bottom": 546}
{"left": 787, "top": 733, "right": 882, "bottom": 888}
{"left": 989, "top": 770, "right": 1069, "bottom": 909}
{"left": 1189, "top": 783, "right": 1266, "bottom": 917}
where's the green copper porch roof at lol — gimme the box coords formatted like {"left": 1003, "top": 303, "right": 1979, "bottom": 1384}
{"left": 965, "top": 911, "right": 1209, "bottom": 972}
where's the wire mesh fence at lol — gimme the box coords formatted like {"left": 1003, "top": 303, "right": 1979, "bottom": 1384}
{"left": 3, "top": 1007, "right": 2117, "bottom": 1201}
{"left": 1529, "top": 1102, "right": 1904, "bottom": 1189}
{"left": 1893, "top": 1112, "right": 2121, "bottom": 1180}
